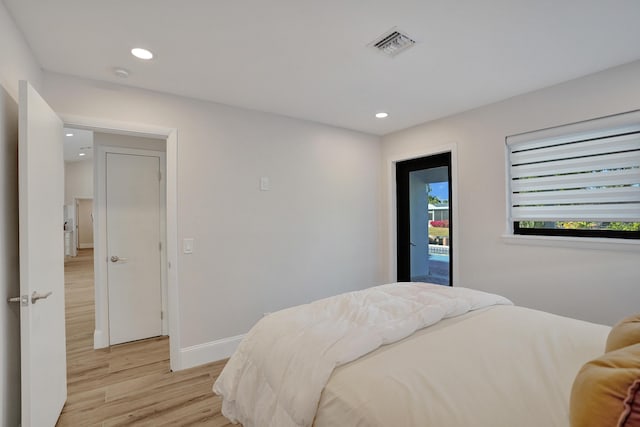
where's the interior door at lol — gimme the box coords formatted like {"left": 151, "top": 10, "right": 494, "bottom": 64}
{"left": 106, "top": 152, "right": 162, "bottom": 345}
{"left": 17, "top": 80, "right": 67, "bottom": 426}
{"left": 396, "top": 152, "right": 453, "bottom": 285}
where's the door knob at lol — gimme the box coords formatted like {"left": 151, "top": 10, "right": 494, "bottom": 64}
{"left": 111, "top": 255, "right": 119, "bottom": 262}
{"left": 31, "top": 291, "right": 52, "bottom": 304}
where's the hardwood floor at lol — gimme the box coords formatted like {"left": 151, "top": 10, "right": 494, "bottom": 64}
{"left": 57, "top": 249, "right": 235, "bottom": 426}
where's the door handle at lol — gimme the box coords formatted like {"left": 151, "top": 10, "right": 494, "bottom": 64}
{"left": 8, "top": 292, "right": 52, "bottom": 305}
{"left": 110, "top": 256, "right": 128, "bottom": 263}
{"left": 7, "top": 295, "right": 28, "bottom": 306}
{"left": 31, "top": 291, "right": 52, "bottom": 304}
{"left": 410, "top": 242, "right": 417, "bottom": 247}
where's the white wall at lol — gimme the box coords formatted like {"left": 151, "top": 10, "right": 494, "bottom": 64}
{"left": 42, "top": 72, "right": 383, "bottom": 360}
{"left": 94, "top": 131, "right": 166, "bottom": 152}
{"left": 0, "top": 4, "right": 42, "bottom": 101}
{"left": 0, "top": 2, "right": 43, "bottom": 425}
{"left": 64, "top": 160, "right": 93, "bottom": 204}
{"left": 64, "top": 133, "right": 164, "bottom": 205}
{"left": 382, "top": 60, "right": 640, "bottom": 326}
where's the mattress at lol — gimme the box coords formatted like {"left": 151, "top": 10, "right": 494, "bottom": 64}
{"left": 314, "top": 305, "right": 609, "bottom": 427}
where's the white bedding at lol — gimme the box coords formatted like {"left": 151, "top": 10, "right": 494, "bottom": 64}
{"left": 314, "top": 305, "right": 610, "bottom": 427}
{"left": 213, "top": 282, "right": 512, "bottom": 427}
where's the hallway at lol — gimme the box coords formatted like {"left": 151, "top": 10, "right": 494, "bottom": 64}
{"left": 57, "top": 249, "right": 232, "bottom": 426}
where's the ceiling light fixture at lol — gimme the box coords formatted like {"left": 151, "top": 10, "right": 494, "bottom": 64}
{"left": 78, "top": 153, "right": 86, "bottom": 157}
{"left": 131, "top": 48, "right": 153, "bottom": 60}
{"left": 375, "top": 112, "right": 389, "bottom": 119}
{"left": 66, "top": 133, "right": 74, "bottom": 137}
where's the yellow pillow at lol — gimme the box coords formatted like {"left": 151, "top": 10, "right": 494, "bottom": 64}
{"left": 570, "top": 343, "right": 640, "bottom": 427}
{"left": 606, "top": 314, "right": 640, "bottom": 353}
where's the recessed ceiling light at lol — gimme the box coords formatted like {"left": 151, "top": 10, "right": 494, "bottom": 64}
{"left": 131, "top": 48, "right": 153, "bottom": 60}
{"left": 375, "top": 112, "right": 389, "bottom": 119}
{"left": 66, "top": 133, "right": 74, "bottom": 137}
{"left": 78, "top": 153, "right": 86, "bottom": 157}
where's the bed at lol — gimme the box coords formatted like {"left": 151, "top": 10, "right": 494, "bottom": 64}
{"left": 213, "top": 283, "right": 614, "bottom": 427}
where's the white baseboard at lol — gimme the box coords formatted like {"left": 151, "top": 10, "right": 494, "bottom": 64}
{"left": 179, "top": 334, "right": 244, "bottom": 370}
{"left": 93, "top": 329, "right": 108, "bottom": 349}
{"left": 79, "top": 243, "right": 94, "bottom": 249}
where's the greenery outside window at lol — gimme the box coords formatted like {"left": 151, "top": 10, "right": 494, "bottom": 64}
{"left": 507, "top": 110, "right": 640, "bottom": 240}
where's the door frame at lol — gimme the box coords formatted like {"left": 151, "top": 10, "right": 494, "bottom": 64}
{"left": 99, "top": 146, "right": 168, "bottom": 341}
{"left": 387, "top": 144, "right": 459, "bottom": 285}
{"left": 60, "top": 114, "right": 181, "bottom": 371}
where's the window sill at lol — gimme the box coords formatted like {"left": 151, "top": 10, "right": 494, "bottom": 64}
{"left": 500, "top": 234, "right": 640, "bottom": 252}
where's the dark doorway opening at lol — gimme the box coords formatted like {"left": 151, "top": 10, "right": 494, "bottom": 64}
{"left": 396, "top": 152, "right": 452, "bottom": 285}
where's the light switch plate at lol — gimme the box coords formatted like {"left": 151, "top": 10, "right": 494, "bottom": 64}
{"left": 260, "top": 176, "right": 270, "bottom": 191}
{"left": 183, "top": 238, "right": 194, "bottom": 254}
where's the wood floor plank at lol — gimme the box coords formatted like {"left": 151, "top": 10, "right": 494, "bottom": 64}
{"left": 56, "top": 249, "right": 237, "bottom": 426}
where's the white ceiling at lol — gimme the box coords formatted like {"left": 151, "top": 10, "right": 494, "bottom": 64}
{"left": 5, "top": 0, "right": 640, "bottom": 135}
{"left": 63, "top": 127, "right": 93, "bottom": 162}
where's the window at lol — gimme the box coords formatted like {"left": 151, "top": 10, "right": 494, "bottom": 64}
{"left": 506, "top": 110, "right": 640, "bottom": 240}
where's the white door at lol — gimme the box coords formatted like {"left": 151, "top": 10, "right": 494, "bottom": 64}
{"left": 107, "top": 152, "right": 163, "bottom": 345}
{"left": 17, "top": 81, "right": 67, "bottom": 426}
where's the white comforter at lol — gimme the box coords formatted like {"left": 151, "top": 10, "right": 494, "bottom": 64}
{"left": 213, "top": 282, "right": 512, "bottom": 427}
{"left": 314, "top": 305, "right": 610, "bottom": 427}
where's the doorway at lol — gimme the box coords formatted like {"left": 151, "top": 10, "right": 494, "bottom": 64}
{"left": 396, "top": 152, "right": 452, "bottom": 285}
{"left": 66, "top": 123, "right": 180, "bottom": 358}
{"left": 63, "top": 130, "right": 168, "bottom": 346}
{"left": 60, "top": 120, "right": 180, "bottom": 371}
{"left": 92, "top": 135, "right": 168, "bottom": 348}
{"left": 75, "top": 198, "right": 93, "bottom": 249}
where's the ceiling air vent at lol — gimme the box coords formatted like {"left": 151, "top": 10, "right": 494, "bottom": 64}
{"left": 369, "top": 28, "right": 416, "bottom": 57}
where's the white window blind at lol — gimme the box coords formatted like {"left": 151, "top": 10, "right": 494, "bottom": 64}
{"left": 507, "top": 110, "right": 640, "bottom": 223}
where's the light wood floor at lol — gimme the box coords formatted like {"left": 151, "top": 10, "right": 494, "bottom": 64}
{"left": 57, "top": 249, "right": 235, "bottom": 426}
